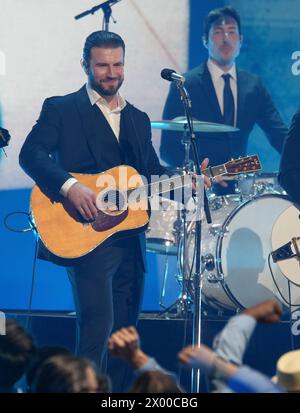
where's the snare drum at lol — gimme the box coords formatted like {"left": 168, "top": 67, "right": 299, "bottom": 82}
{"left": 146, "top": 197, "right": 183, "bottom": 255}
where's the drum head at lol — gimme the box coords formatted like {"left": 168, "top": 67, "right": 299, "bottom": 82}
{"left": 220, "top": 194, "right": 300, "bottom": 309}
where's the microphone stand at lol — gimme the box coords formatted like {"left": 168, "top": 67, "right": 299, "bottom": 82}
{"left": 74, "top": 0, "right": 121, "bottom": 31}
{"left": 174, "top": 80, "right": 211, "bottom": 393}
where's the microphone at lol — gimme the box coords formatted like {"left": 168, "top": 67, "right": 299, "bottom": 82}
{"left": 271, "top": 237, "right": 300, "bottom": 263}
{"left": 161, "top": 68, "right": 185, "bottom": 83}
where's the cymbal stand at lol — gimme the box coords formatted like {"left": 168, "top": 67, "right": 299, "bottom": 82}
{"left": 174, "top": 79, "right": 212, "bottom": 393}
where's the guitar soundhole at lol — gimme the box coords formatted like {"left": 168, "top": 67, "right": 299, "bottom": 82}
{"left": 97, "top": 189, "right": 126, "bottom": 214}
{"left": 92, "top": 190, "right": 128, "bottom": 232}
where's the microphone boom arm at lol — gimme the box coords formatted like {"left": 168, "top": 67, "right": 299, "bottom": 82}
{"left": 74, "top": 0, "right": 121, "bottom": 31}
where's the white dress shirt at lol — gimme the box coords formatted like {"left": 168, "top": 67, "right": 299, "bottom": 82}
{"left": 207, "top": 59, "right": 238, "bottom": 127}
{"left": 60, "top": 84, "right": 127, "bottom": 197}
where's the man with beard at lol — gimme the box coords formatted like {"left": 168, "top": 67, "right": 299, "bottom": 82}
{"left": 19, "top": 31, "right": 189, "bottom": 391}
{"left": 160, "top": 6, "right": 287, "bottom": 194}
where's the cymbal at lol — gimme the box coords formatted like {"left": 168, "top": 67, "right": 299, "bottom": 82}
{"left": 151, "top": 118, "right": 239, "bottom": 133}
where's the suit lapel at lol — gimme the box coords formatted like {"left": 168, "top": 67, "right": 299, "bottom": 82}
{"left": 236, "top": 68, "right": 246, "bottom": 129}
{"left": 197, "top": 63, "right": 223, "bottom": 123}
{"left": 74, "top": 86, "right": 121, "bottom": 170}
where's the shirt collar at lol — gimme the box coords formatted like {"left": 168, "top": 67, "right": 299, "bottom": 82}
{"left": 85, "top": 83, "right": 126, "bottom": 111}
{"left": 207, "top": 59, "right": 237, "bottom": 82}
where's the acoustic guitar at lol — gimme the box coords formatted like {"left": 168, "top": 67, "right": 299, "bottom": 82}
{"left": 30, "top": 155, "right": 261, "bottom": 259}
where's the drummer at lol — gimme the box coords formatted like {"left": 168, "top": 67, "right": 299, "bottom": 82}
{"left": 160, "top": 6, "right": 287, "bottom": 195}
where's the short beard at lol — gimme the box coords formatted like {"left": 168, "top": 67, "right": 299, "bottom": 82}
{"left": 90, "top": 77, "right": 123, "bottom": 97}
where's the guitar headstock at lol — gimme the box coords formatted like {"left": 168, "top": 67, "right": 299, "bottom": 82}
{"left": 225, "top": 155, "right": 262, "bottom": 175}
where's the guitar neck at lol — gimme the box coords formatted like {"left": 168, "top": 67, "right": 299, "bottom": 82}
{"left": 133, "top": 155, "right": 260, "bottom": 197}
{"left": 146, "top": 174, "right": 187, "bottom": 197}
{"left": 202, "top": 164, "right": 227, "bottom": 178}
{"left": 146, "top": 162, "right": 229, "bottom": 196}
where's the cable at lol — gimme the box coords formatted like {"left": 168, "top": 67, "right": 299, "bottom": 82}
{"left": 4, "top": 211, "right": 34, "bottom": 233}
{"left": 288, "top": 281, "right": 296, "bottom": 350}
{"left": 4, "top": 211, "right": 38, "bottom": 332}
{"left": 268, "top": 253, "right": 300, "bottom": 307}
{"left": 25, "top": 236, "right": 39, "bottom": 332}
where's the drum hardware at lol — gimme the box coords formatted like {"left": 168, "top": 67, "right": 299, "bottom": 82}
{"left": 237, "top": 172, "right": 284, "bottom": 200}
{"left": 158, "top": 77, "right": 214, "bottom": 393}
{"left": 146, "top": 197, "right": 183, "bottom": 255}
{"left": 272, "top": 205, "right": 300, "bottom": 287}
{"left": 173, "top": 216, "right": 184, "bottom": 241}
{"left": 208, "top": 224, "right": 226, "bottom": 237}
{"left": 207, "top": 273, "right": 224, "bottom": 284}
{"left": 159, "top": 253, "right": 172, "bottom": 309}
{"left": 271, "top": 237, "right": 300, "bottom": 264}
{"left": 206, "top": 273, "right": 219, "bottom": 283}
{"left": 202, "top": 253, "right": 215, "bottom": 272}
{"left": 209, "top": 196, "right": 225, "bottom": 211}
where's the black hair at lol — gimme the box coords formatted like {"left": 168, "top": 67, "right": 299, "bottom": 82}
{"left": 26, "top": 345, "right": 71, "bottom": 392}
{"left": 83, "top": 30, "right": 125, "bottom": 68}
{"left": 0, "top": 319, "right": 36, "bottom": 388}
{"left": 32, "top": 354, "right": 110, "bottom": 393}
{"left": 203, "top": 6, "right": 241, "bottom": 42}
{"left": 129, "top": 371, "right": 184, "bottom": 393}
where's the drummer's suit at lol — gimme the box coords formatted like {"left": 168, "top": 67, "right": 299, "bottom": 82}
{"left": 160, "top": 62, "right": 287, "bottom": 168}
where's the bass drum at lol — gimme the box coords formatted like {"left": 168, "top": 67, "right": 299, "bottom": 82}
{"left": 182, "top": 194, "right": 300, "bottom": 312}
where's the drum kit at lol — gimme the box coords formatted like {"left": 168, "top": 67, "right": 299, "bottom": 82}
{"left": 147, "top": 119, "right": 300, "bottom": 316}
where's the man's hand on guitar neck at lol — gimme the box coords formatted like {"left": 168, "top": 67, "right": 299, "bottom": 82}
{"left": 192, "top": 158, "right": 212, "bottom": 192}
{"left": 201, "top": 158, "right": 212, "bottom": 189}
{"left": 67, "top": 182, "right": 98, "bottom": 221}
{"left": 214, "top": 175, "right": 229, "bottom": 188}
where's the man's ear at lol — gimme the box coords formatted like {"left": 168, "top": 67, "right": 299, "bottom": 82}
{"left": 81, "top": 58, "right": 89, "bottom": 74}
{"left": 202, "top": 36, "right": 208, "bottom": 49}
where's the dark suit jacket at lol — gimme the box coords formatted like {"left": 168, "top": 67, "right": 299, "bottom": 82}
{"left": 19, "top": 85, "right": 167, "bottom": 269}
{"left": 160, "top": 62, "right": 287, "bottom": 168}
{"left": 278, "top": 107, "right": 300, "bottom": 205}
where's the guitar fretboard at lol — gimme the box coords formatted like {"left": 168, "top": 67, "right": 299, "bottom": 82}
{"left": 202, "top": 165, "right": 227, "bottom": 178}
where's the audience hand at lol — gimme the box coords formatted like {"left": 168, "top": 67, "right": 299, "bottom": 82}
{"left": 108, "top": 326, "right": 149, "bottom": 369}
{"left": 243, "top": 299, "right": 282, "bottom": 323}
